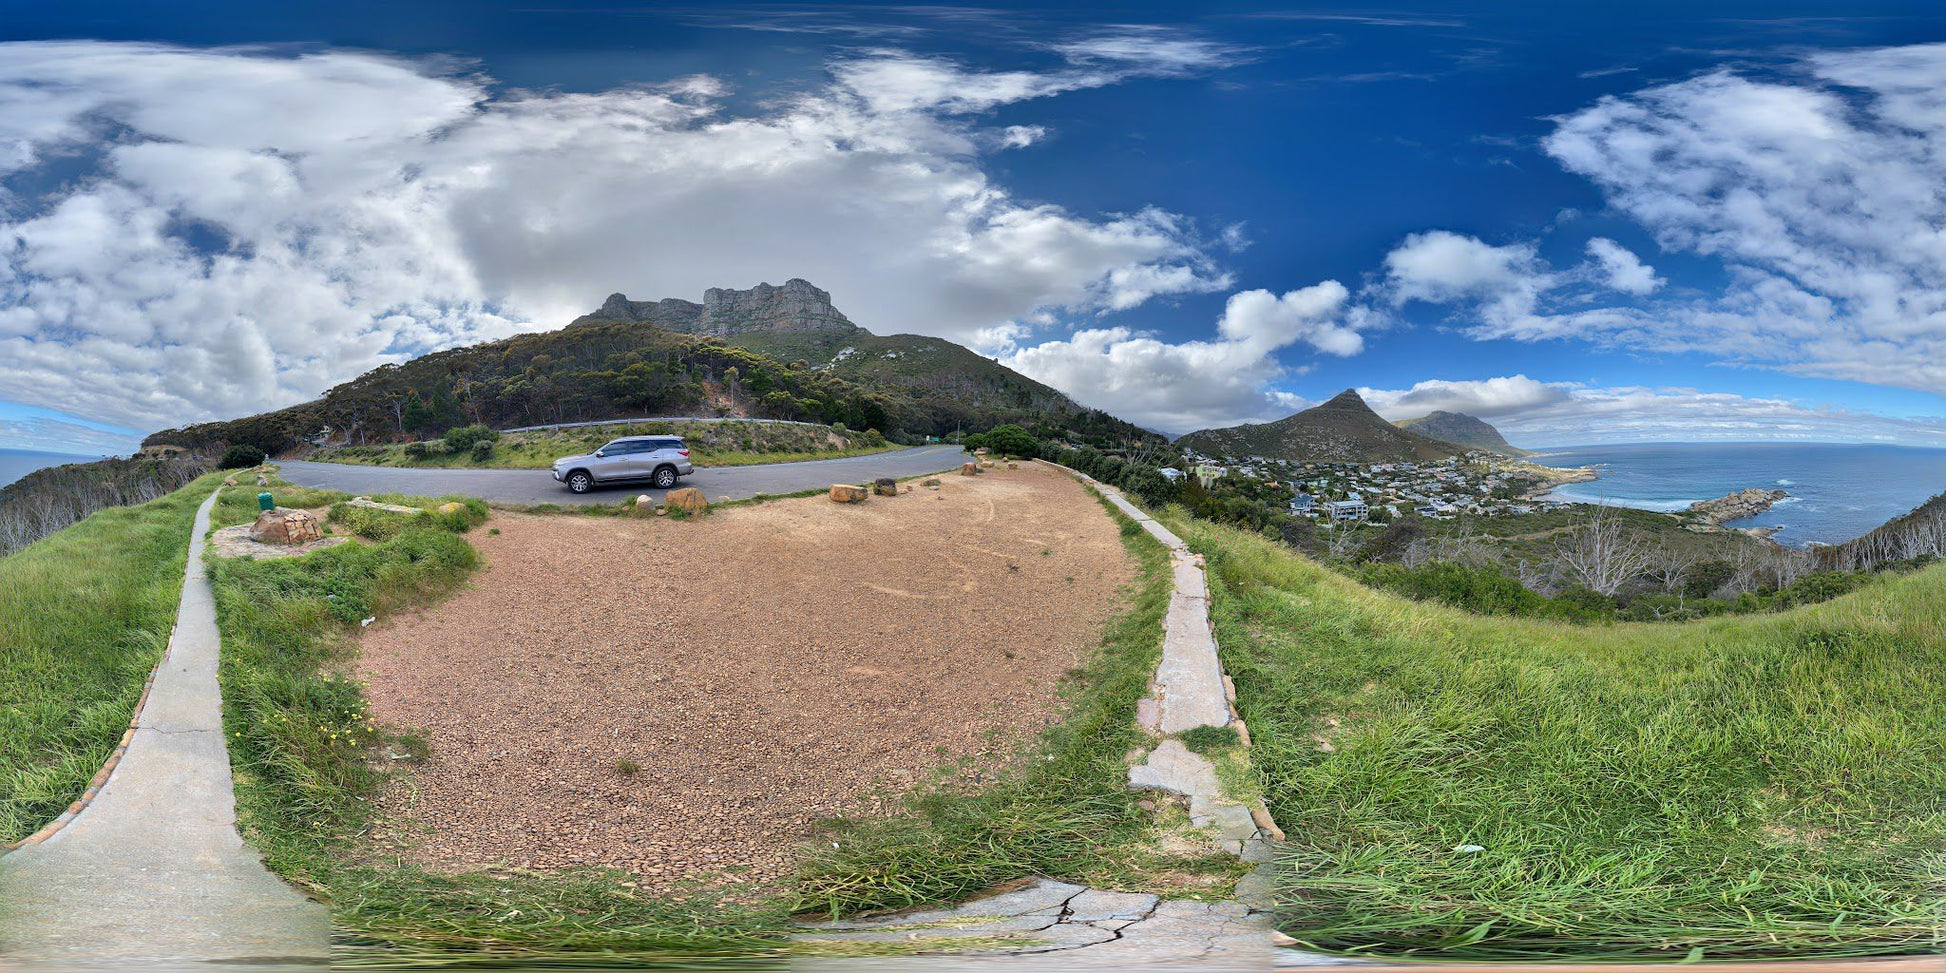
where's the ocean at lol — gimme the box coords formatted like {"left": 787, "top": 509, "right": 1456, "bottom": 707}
{"left": 0, "top": 448, "right": 101, "bottom": 490}
{"left": 1538, "top": 442, "right": 1946, "bottom": 547}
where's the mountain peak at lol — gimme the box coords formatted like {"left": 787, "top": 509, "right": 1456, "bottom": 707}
{"left": 1178, "top": 389, "right": 1463, "bottom": 464}
{"left": 1320, "top": 388, "right": 1374, "bottom": 412}
{"left": 1394, "top": 410, "right": 1531, "bottom": 457}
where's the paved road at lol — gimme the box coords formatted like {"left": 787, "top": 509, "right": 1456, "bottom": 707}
{"left": 0, "top": 490, "right": 331, "bottom": 965}
{"left": 277, "top": 444, "right": 968, "bottom": 505}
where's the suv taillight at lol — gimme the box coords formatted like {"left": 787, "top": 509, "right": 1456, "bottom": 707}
{"left": 679, "top": 448, "right": 690, "bottom": 457}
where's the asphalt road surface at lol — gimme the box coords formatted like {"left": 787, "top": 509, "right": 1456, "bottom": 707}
{"left": 275, "top": 445, "right": 969, "bottom": 506}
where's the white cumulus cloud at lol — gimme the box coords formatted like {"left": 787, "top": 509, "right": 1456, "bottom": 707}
{"left": 0, "top": 40, "right": 1236, "bottom": 432}
{"left": 1002, "top": 281, "right": 1360, "bottom": 435}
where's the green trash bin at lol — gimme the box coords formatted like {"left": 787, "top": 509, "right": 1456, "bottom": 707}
{"left": 258, "top": 492, "right": 274, "bottom": 512}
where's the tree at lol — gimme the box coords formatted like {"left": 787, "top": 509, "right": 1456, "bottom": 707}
{"left": 219, "top": 444, "right": 266, "bottom": 469}
{"left": 981, "top": 423, "right": 1040, "bottom": 458}
{"left": 1643, "top": 539, "right": 1697, "bottom": 604}
{"left": 1553, "top": 505, "right": 1652, "bottom": 596}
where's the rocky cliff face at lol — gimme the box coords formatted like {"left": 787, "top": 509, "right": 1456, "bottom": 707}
{"left": 1686, "top": 488, "right": 1788, "bottom": 526}
{"left": 585, "top": 279, "right": 857, "bottom": 338}
{"left": 701, "top": 278, "right": 856, "bottom": 336}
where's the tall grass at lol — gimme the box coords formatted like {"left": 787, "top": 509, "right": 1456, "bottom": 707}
{"left": 792, "top": 494, "right": 1228, "bottom": 917}
{"left": 0, "top": 473, "right": 224, "bottom": 840}
{"left": 1173, "top": 513, "right": 1946, "bottom": 961}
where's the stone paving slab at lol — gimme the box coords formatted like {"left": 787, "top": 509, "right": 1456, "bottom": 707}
{"left": 0, "top": 490, "right": 331, "bottom": 965}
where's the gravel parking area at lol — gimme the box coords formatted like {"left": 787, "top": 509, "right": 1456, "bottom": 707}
{"left": 353, "top": 462, "right": 1134, "bottom": 892}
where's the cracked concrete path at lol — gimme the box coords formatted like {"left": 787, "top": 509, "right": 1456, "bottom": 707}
{"left": 0, "top": 489, "right": 331, "bottom": 967}
{"left": 794, "top": 879, "right": 1354, "bottom": 971}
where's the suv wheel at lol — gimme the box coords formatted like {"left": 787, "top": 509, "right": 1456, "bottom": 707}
{"left": 652, "top": 465, "right": 677, "bottom": 489}
{"left": 567, "top": 470, "right": 593, "bottom": 494}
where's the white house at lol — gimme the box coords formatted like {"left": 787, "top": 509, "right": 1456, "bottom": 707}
{"left": 1327, "top": 499, "right": 1369, "bottom": 523}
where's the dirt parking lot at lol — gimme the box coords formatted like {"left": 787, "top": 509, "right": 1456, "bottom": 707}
{"left": 354, "top": 462, "right": 1135, "bottom": 891}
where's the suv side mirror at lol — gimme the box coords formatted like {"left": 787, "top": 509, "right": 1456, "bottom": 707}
{"left": 594, "top": 449, "right": 606, "bottom": 458}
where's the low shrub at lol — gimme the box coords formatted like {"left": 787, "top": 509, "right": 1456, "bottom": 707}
{"left": 442, "top": 424, "right": 500, "bottom": 453}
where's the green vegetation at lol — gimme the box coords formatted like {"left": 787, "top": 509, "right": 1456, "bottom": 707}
{"left": 959, "top": 423, "right": 1038, "bottom": 458}
{"left": 1176, "top": 512, "right": 1946, "bottom": 961}
{"left": 219, "top": 444, "right": 267, "bottom": 468}
{"left": 795, "top": 493, "right": 1233, "bottom": 917}
{"left": 0, "top": 473, "right": 222, "bottom": 840}
{"left": 314, "top": 419, "right": 895, "bottom": 471}
{"left": 206, "top": 480, "right": 786, "bottom": 965}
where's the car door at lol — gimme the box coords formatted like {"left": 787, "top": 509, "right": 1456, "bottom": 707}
{"left": 592, "top": 440, "right": 637, "bottom": 482}
{"left": 642, "top": 438, "right": 675, "bottom": 477}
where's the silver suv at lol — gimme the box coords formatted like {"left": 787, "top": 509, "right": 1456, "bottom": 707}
{"left": 552, "top": 436, "right": 695, "bottom": 494}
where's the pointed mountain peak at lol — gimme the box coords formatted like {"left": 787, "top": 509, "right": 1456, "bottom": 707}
{"left": 1320, "top": 388, "right": 1376, "bottom": 412}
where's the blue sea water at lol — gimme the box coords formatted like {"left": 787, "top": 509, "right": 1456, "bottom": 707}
{"left": 0, "top": 448, "right": 99, "bottom": 490}
{"left": 1537, "top": 442, "right": 1946, "bottom": 547}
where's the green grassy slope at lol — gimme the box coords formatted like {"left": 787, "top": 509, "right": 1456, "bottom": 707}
{"left": 1175, "top": 513, "right": 1945, "bottom": 961}
{"left": 0, "top": 473, "right": 223, "bottom": 840}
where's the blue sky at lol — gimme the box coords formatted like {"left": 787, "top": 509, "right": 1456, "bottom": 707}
{"left": 6, "top": 1, "right": 1946, "bottom": 451}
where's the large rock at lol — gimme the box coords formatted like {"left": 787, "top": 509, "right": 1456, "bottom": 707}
{"left": 829, "top": 484, "right": 867, "bottom": 503}
{"left": 666, "top": 487, "right": 708, "bottom": 515}
{"left": 960, "top": 462, "right": 980, "bottom": 476}
{"left": 872, "top": 477, "right": 898, "bottom": 496}
{"left": 1686, "top": 488, "right": 1788, "bottom": 526}
{"left": 249, "top": 508, "right": 322, "bottom": 546}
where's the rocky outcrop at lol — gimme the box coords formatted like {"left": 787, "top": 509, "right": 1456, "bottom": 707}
{"left": 665, "top": 487, "right": 708, "bottom": 515}
{"left": 249, "top": 508, "right": 322, "bottom": 546}
{"left": 1687, "top": 488, "right": 1787, "bottom": 526}
{"left": 701, "top": 278, "right": 854, "bottom": 336}
{"left": 586, "top": 279, "right": 856, "bottom": 339}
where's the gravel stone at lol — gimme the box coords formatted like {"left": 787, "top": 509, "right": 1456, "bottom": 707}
{"left": 353, "top": 463, "right": 1133, "bottom": 892}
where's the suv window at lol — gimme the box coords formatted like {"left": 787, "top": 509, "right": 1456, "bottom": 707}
{"left": 599, "top": 440, "right": 638, "bottom": 455}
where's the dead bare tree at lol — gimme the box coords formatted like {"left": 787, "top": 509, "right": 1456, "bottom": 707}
{"left": 1553, "top": 505, "right": 1653, "bottom": 596}
{"left": 1327, "top": 523, "right": 1362, "bottom": 561}
{"left": 1644, "top": 539, "right": 1698, "bottom": 602}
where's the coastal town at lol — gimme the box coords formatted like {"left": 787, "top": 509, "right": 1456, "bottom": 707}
{"left": 1167, "top": 450, "right": 1597, "bottom": 525}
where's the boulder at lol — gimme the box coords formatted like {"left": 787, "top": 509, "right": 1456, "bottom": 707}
{"left": 633, "top": 494, "right": 657, "bottom": 516}
{"left": 666, "top": 487, "right": 709, "bottom": 515}
{"left": 960, "top": 462, "right": 980, "bottom": 476}
{"left": 873, "top": 477, "right": 898, "bottom": 496}
{"left": 829, "top": 483, "right": 868, "bottom": 503}
{"left": 248, "top": 508, "right": 323, "bottom": 546}
{"left": 1007, "top": 462, "right": 1018, "bottom": 470}
{"left": 222, "top": 476, "right": 238, "bottom": 486}
{"left": 436, "top": 501, "right": 467, "bottom": 515}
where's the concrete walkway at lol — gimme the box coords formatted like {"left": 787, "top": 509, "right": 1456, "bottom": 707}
{"left": 0, "top": 490, "right": 331, "bottom": 967}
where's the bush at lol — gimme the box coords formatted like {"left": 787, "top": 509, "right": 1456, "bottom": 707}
{"left": 219, "top": 444, "right": 267, "bottom": 469}
{"left": 442, "top": 424, "right": 499, "bottom": 452}
{"left": 404, "top": 440, "right": 451, "bottom": 459}
{"left": 981, "top": 424, "right": 1040, "bottom": 459}
{"left": 469, "top": 439, "right": 495, "bottom": 461}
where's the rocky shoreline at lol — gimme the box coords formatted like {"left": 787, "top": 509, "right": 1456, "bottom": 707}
{"left": 1685, "top": 487, "right": 1789, "bottom": 527}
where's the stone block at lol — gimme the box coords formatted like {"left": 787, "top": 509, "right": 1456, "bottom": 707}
{"left": 829, "top": 484, "right": 867, "bottom": 503}
{"left": 872, "top": 477, "right": 898, "bottom": 496}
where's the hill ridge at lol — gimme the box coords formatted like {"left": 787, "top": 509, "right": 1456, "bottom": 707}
{"left": 1179, "top": 389, "right": 1466, "bottom": 464}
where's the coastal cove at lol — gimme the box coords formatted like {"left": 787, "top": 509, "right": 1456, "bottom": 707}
{"left": 1538, "top": 442, "right": 1946, "bottom": 546}
{"left": 0, "top": 449, "right": 98, "bottom": 491}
